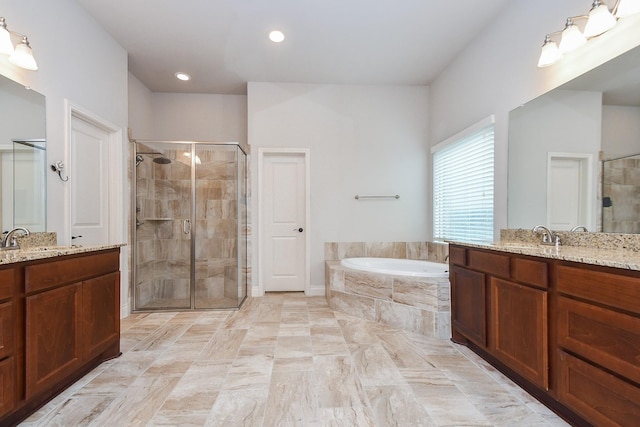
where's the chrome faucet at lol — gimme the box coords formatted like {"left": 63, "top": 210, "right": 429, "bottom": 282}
{"left": 3, "top": 227, "right": 30, "bottom": 248}
{"left": 532, "top": 225, "right": 559, "bottom": 246}
{"left": 570, "top": 225, "right": 588, "bottom": 232}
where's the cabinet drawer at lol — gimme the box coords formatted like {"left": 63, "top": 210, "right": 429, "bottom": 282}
{"left": 0, "top": 269, "right": 14, "bottom": 301}
{"left": 0, "top": 302, "right": 13, "bottom": 360}
{"left": 468, "top": 250, "right": 510, "bottom": 278}
{"left": 557, "top": 265, "right": 640, "bottom": 315}
{"left": 513, "top": 257, "right": 548, "bottom": 289}
{"left": 449, "top": 246, "right": 467, "bottom": 266}
{"left": 558, "top": 296, "right": 640, "bottom": 385}
{"left": 558, "top": 351, "right": 640, "bottom": 427}
{"left": 25, "top": 250, "right": 119, "bottom": 294}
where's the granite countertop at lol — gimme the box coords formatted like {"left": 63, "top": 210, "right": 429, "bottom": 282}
{"left": 0, "top": 244, "right": 126, "bottom": 265}
{"left": 449, "top": 241, "right": 640, "bottom": 271}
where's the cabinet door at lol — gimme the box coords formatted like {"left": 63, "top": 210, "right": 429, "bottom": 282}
{"left": 490, "top": 277, "right": 548, "bottom": 390}
{"left": 25, "top": 283, "right": 82, "bottom": 398}
{"left": 83, "top": 272, "right": 120, "bottom": 359}
{"left": 451, "top": 266, "right": 486, "bottom": 347}
{"left": 0, "top": 302, "right": 13, "bottom": 360}
{"left": 0, "top": 357, "right": 15, "bottom": 418}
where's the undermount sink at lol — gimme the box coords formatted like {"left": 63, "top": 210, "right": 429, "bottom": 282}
{"left": 494, "top": 242, "right": 540, "bottom": 250}
{"left": 20, "top": 246, "right": 76, "bottom": 252}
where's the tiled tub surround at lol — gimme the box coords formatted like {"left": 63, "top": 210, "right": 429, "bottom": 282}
{"left": 325, "top": 241, "right": 451, "bottom": 339}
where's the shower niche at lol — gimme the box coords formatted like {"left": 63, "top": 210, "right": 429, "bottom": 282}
{"left": 133, "top": 141, "right": 248, "bottom": 310}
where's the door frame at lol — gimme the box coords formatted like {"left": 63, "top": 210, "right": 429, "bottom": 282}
{"left": 546, "top": 152, "right": 595, "bottom": 231}
{"left": 257, "top": 148, "right": 311, "bottom": 297}
{"left": 65, "top": 101, "right": 124, "bottom": 245}
{"left": 65, "top": 100, "right": 126, "bottom": 312}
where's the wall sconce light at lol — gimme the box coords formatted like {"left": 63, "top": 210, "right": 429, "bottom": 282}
{"left": 537, "top": 0, "right": 640, "bottom": 67}
{"left": 0, "top": 17, "right": 37, "bottom": 70}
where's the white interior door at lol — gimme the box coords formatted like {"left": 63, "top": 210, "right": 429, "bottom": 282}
{"left": 70, "top": 115, "right": 110, "bottom": 245}
{"left": 262, "top": 152, "right": 307, "bottom": 292}
{"left": 547, "top": 153, "right": 593, "bottom": 231}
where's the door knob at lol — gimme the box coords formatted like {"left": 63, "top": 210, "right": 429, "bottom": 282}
{"left": 294, "top": 227, "right": 304, "bottom": 232}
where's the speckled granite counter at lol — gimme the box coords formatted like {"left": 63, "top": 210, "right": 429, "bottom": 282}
{"left": 0, "top": 244, "right": 125, "bottom": 265}
{"left": 450, "top": 241, "right": 640, "bottom": 271}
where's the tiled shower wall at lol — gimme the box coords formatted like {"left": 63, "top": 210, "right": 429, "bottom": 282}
{"left": 135, "top": 144, "right": 245, "bottom": 309}
{"left": 603, "top": 156, "right": 640, "bottom": 234}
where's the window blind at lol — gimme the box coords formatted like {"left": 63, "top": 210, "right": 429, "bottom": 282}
{"left": 433, "top": 124, "right": 494, "bottom": 243}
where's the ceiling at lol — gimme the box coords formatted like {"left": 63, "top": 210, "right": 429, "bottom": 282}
{"left": 74, "top": 0, "right": 510, "bottom": 95}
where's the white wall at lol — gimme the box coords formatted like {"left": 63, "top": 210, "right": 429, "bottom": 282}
{"left": 248, "top": 82, "right": 429, "bottom": 293}
{"left": 128, "top": 73, "right": 154, "bottom": 139}
{"left": 429, "top": 0, "right": 640, "bottom": 238}
{"left": 602, "top": 105, "right": 640, "bottom": 159}
{"left": 0, "top": 0, "right": 129, "bottom": 313}
{"left": 508, "top": 90, "right": 602, "bottom": 228}
{"left": 143, "top": 93, "right": 248, "bottom": 146}
{"left": 0, "top": 0, "right": 128, "bottom": 236}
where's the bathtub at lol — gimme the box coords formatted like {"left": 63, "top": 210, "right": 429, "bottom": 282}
{"left": 340, "top": 257, "right": 449, "bottom": 278}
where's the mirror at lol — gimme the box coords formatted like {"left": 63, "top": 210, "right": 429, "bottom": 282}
{"left": 0, "top": 75, "right": 46, "bottom": 232}
{"left": 508, "top": 44, "right": 640, "bottom": 233}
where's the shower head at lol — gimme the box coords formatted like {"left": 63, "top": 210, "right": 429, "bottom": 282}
{"left": 153, "top": 156, "right": 172, "bottom": 164}
{"left": 136, "top": 152, "right": 172, "bottom": 165}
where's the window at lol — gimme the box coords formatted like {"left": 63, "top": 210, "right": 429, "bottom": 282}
{"left": 432, "top": 117, "right": 494, "bottom": 243}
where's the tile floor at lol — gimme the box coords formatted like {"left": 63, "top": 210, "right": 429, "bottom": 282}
{"left": 20, "top": 293, "right": 569, "bottom": 426}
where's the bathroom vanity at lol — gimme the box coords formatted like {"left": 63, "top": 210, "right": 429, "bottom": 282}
{"left": 0, "top": 245, "right": 122, "bottom": 425}
{"left": 449, "top": 242, "right": 640, "bottom": 426}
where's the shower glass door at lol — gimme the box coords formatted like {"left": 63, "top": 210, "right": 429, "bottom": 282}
{"left": 133, "top": 141, "right": 247, "bottom": 311}
{"left": 193, "top": 145, "right": 246, "bottom": 308}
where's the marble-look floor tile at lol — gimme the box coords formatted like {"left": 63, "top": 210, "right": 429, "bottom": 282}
{"left": 263, "top": 370, "right": 318, "bottom": 425}
{"left": 314, "top": 355, "right": 369, "bottom": 408}
{"left": 366, "top": 384, "right": 435, "bottom": 426}
{"left": 19, "top": 294, "right": 569, "bottom": 427}
{"left": 205, "top": 388, "right": 268, "bottom": 427}
{"left": 349, "top": 343, "right": 406, "bottom": 386}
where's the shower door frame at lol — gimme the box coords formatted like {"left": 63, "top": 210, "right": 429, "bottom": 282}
{"left": 131, "top": 140, "right": 248, "bottom": 311}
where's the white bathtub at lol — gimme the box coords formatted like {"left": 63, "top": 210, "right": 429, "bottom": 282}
{"left": 340, "top": 257, "right": 449, "bottom": 278}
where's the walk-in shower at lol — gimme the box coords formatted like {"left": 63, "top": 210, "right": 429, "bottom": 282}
{"left": 132, "top": 141, "right": 248, "bottom": 310}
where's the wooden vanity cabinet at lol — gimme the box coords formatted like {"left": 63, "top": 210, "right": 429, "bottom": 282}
{"left": 450, "top": 243, "right": 640, "bottom": 426}
{"left": 0, "top": 267, "right": 17, "bottom": 418}
{"left": 24, "top": 250, "right": 120, "bottom": 398}
{"left": 450, "top": 245, "right": 549, "bottom": 390}
{"left": 0, "top": 248, "right": 121, "bottom": 426}
{"left": 555, "top": 263, "right": 640, "bottom": 425}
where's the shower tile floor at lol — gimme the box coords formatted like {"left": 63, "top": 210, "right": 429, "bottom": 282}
{"left": 20, "top": 293, "right": 569, "bottom": 426}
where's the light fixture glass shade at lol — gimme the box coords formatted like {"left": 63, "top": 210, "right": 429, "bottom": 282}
{"left": 538, "top": 36, "right": 561, "bottom": 67}
{"left": 9, "top": 36, "right": 37, "bottom": 70}
{"left": 615, "top": 0, "right": 640, "bottom": 17}
{"left": 584, "top": 0, "right": 617, "bottom": 37}
{"left": 0, "top": 19, "right": 14, "bottom": 56}
{"left": 559, "top": 19, "right": 587, "bottom": 53}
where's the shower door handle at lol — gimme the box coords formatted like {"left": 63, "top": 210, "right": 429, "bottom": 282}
{"left": 183, "top": 219, "right": 191, "bottom": 234}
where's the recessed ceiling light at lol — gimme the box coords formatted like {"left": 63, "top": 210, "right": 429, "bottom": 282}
{"left": 269, "top": 30, "right": 285, "bottom": 43}
{"left": 175, "top": 72, "right": 191, "bottom": 81}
